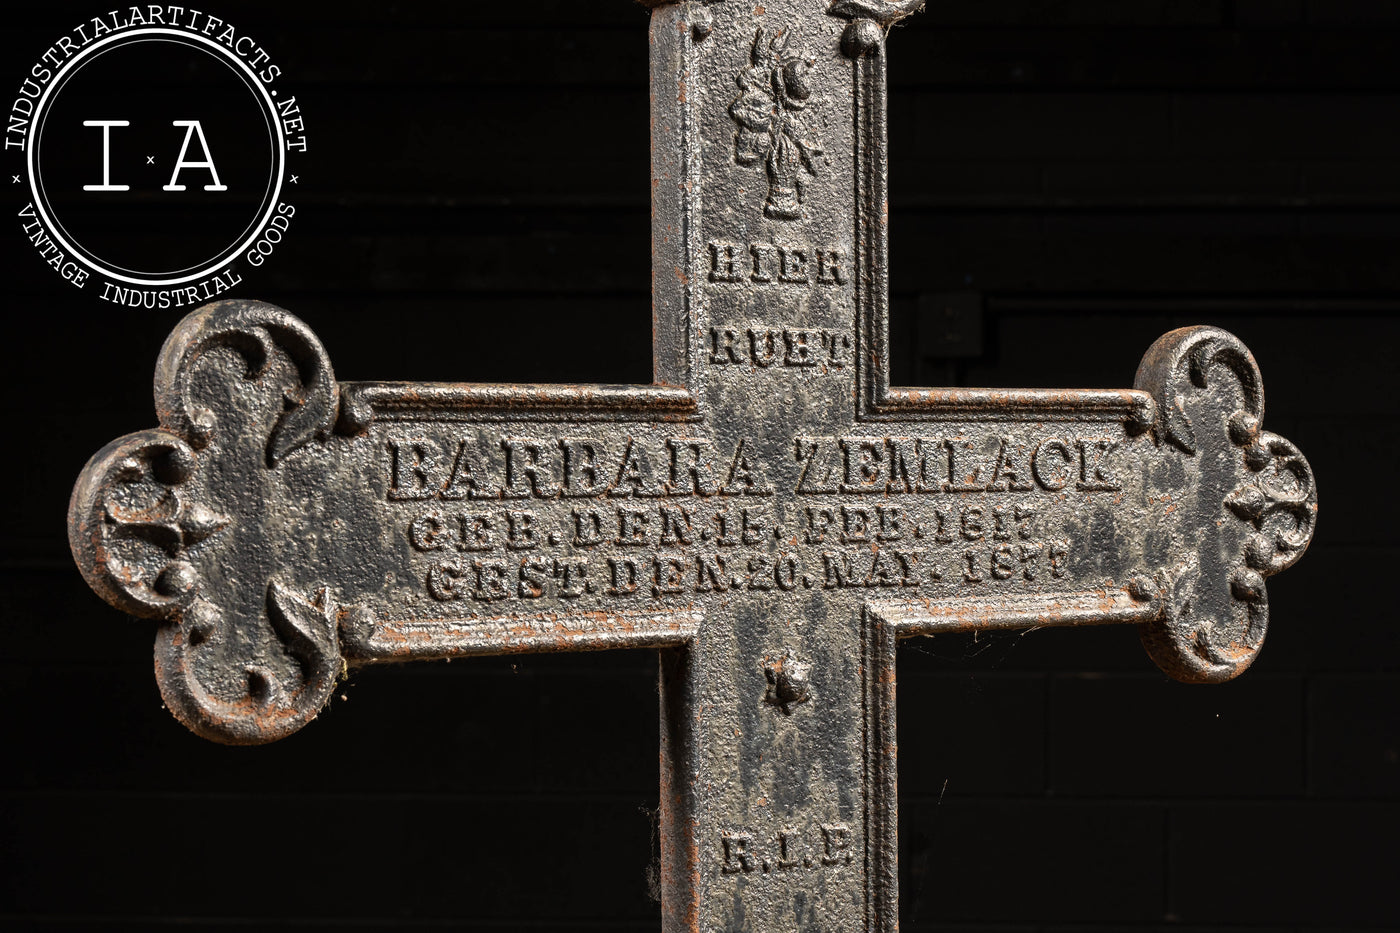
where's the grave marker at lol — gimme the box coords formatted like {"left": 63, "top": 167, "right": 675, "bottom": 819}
{"left": 69, "top": 2, "right": 1317, "bottom": 929}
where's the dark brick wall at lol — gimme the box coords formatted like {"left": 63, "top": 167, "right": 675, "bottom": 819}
{"left": 2, "top": 2, "right": 1395, "bottom": 930}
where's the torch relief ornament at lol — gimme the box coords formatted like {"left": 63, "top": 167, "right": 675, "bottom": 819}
{"left": 729, "top": 27, "right": 823, "bottom": 220}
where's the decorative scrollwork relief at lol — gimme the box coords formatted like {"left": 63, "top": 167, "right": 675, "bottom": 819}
{"left": 1134, "top": 327, "right": 1318, "bottom": 683}
{"left": 155, "top": 299, "right": 338, "bottom": 466}
{"left": 69, "top": 300, "right": 358, "bottom": 744}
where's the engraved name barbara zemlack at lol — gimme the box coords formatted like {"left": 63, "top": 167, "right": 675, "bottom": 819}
{"left": 386, "top": 433, "right": 1116, "bottom": 603}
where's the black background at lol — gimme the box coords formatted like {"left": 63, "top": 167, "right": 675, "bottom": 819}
{"left": 3, "top": 2, "right": 1397, "bottom": 931}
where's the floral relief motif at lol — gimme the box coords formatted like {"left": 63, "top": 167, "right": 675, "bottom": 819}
{"left": 71, "top": 431, "right": 218, "bottom": 619}
{"left": 1225, "top": 432, "right": 1316, "bottom": 579}
{"left": 729, "top": 27, "right": 823, "bottom": 220}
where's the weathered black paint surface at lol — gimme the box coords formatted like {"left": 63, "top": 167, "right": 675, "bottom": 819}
{"left": 4, "top": 2, "right": 1396, "bottom": 931}
{"left": 61, "top": 3, "right": 1320, "bottom": 931}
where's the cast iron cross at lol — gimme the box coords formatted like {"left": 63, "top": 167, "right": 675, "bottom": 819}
{"left": 69, "top": 2, "right": 1318, "bottom": 930}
